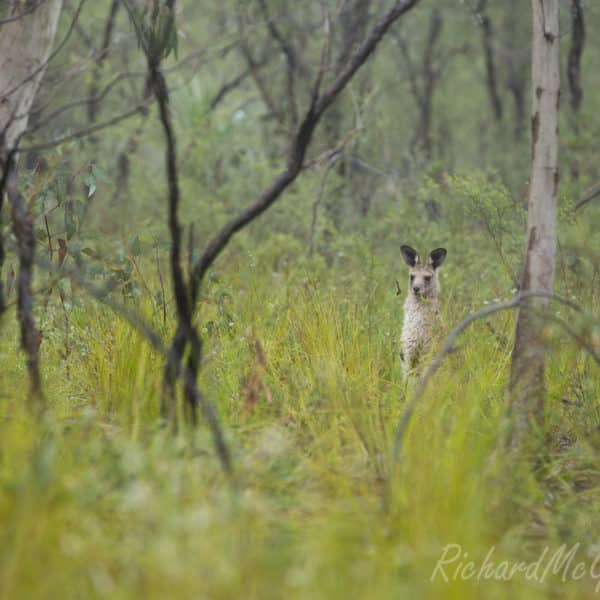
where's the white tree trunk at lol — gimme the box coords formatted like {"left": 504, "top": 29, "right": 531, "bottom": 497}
{"left": 509, "top": 0, "right": 559, "bottom": 446}
{"left": 0, "top": 0, "right": 64, "bottom": 149}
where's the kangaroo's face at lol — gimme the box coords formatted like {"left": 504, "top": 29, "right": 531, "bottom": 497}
{"left": 400, "top": 245, "right": 447, "bottom": 300}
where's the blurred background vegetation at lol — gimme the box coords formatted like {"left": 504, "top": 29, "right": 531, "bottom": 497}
{"left": 1, "top": 1, "right": 600, "bottom": 598}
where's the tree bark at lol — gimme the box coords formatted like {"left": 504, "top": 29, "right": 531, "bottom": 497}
{"left": 503, "top": 0, "right": 528, "bottom": 142}
{"left": 0, "top": 0, "right": 63, "bottom": 400}
{"left": 0, "top": 0, "right": 64, "bottom": 148}
{"left": 476, "top": 0, "right": 503, "bottom": 121}
{"left": 567, "top": 0, "right": 584, "bottom": 178}
{"left": 414, "top": 7, "right": 442, "bottom": 162}
{"left": 508, "top": 0, "right": 559, "bottom": 448}
{"left": 567, "top": 0, "right": 584, "bottom": 117}
{"left": 88, "top": 0, "right": 120, "bottom": 123}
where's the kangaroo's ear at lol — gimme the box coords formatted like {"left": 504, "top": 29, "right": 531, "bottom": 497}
{"left": 400, "top": 245, "right": 419, "bottom": 267}
{"left": 429, "top": 248, "right": 447, "bottom": 269}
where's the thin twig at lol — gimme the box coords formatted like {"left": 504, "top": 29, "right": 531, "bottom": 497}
{"left": 20, "top": 102, "right": 150, "bottom": 153}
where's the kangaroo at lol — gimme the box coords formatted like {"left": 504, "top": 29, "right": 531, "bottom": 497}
{"left": 400, "top": 245, "right": 447, "bottom": 377}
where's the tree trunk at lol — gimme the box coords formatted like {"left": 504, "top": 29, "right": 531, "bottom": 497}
{"left": 414, "top": 7, "right": 442, "bottom": 162}
{"left": 567, "top": 0, "right": 584, "bottom": 117}
{"left": 0, "top": 0, "right": 63, "bottom": 400}
{"left": 0, "top": 0, "right": 64, "bottom": 148}
{"left": 567, "top": 0, "right": 585, "bottom": 178}
{"left": 508, "top": 0, "right": 559, "bottom": 448}
{"left": 504, "top": 0, "right": 528, "bottom": 142}
{"left": 476, "top": 0, "right": 503, "bottom": 122}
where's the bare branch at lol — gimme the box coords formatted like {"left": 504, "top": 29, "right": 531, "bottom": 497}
{"left": 126, "top": 0, "right": 232, "bottom": 475}
{"left": 20, "top": 102, "right": 150, "bottom": 153}
{"left": 192, "top": 0, "right": 420, "bottom": 297}
{"left": 209, "top": 68, "right": 252, "bottom": 111}
{"left": 164, "top": 0, "right": 420, "bottom": 409}
{"left": 574, "top": 182, "right": 600, "bottom": 211}
{"left": 27, "top": 71, "right": 132, "bottom": 134}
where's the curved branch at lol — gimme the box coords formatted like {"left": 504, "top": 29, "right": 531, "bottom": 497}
{"left": 391, "top": 290, "right": 599, "bottom": 468}
{"left": 20, "top": 102, "right": 150, "bottom": 153}
{"left": 164, "top": 0, "right": 421, "bottom": 432}
{"left": 574, "top": 182, "right": 600, "bottom": 211}
{"left": 191, "top": 0, "right": 420, "bottom": 302}
{"left": 33, "top": 253, "right": 233, "bottom": 479}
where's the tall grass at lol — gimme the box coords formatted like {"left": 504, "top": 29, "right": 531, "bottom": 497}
{"left": 0, "top": 224, "right": 599, "bottom": 599}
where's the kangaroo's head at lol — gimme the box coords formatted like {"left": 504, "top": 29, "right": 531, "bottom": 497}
{"left": 400, "top": 245, "right": 447, "bottom": 300}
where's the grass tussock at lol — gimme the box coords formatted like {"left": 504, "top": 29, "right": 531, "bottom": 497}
{"left": 1, "top": 235, "right": 599, "bottom": 599}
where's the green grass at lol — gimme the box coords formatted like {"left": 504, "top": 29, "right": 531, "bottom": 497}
{"left": 1, "top": 240, "right": 599, "bottom": 600}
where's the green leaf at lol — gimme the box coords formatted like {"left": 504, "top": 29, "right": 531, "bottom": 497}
{"left": 84, "top": 173, "right": 97, "bottom": 198}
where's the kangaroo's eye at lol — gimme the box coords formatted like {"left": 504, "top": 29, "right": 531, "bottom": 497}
{"left": 410, "top": 275, "right": 415, "bottom": 282}
{"left": 424, "top": 276, "right": 432, "bottom": 283}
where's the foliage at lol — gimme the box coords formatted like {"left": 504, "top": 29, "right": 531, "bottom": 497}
{"left": 2, "top": 0, "right": 600, "bottom": 598}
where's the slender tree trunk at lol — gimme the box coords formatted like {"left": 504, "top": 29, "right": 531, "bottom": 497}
{"left": 415, "top": 7, "right": 442, "bottom": 162}
{"left": 0, "top": 0, "right": 64, "bottom": 400}
{"left": 508, "top": 0, "right": 559, "bottom": 448}
{"left": 0, "top": 0, "right": 64, "bottom": 148}
{"left": 567, "top": 0, "right": 584, "bottom": 118}
{"left": 476, "top": 0, "right": 503, "bottom": 122}
{"left": 567, "top": 0, "right": 585, "bottom": 178}
{"left": 88, "top": 0, "right": 120, "bottom": 124}
{"left": 504, "top": 0, "right": 528, "bottom": 142}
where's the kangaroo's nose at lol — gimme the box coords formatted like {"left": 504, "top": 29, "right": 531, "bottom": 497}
{"left": 413, "top": 286, "right": 421, "bottom": 294}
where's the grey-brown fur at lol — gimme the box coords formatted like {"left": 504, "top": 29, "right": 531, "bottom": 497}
{"left": 400, "top": 245, "right": 447, "bottom": 377}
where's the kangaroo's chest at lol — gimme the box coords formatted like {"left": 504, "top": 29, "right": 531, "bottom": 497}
{"left": 401, "top": 302, "right": 438, "bottom": 346}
